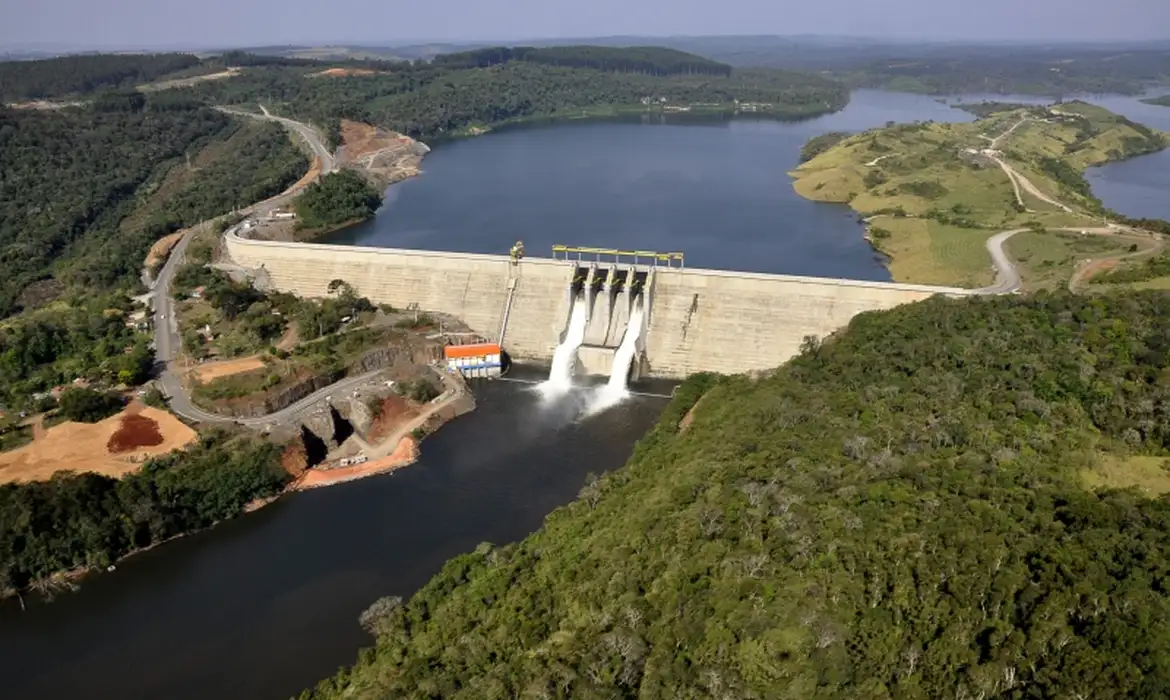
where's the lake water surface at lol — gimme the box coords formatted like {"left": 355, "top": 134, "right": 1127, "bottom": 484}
{"left": 2, "top": 88, "right": 1167, "bottom": 700}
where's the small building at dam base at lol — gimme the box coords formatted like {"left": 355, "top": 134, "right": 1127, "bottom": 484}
{"left": 223, "top": 231, "right": 965, "bottom": 379}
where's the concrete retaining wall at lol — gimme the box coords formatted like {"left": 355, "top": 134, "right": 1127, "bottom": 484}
{"left": 224, "top": 233, "right": 962, "bottom": 378}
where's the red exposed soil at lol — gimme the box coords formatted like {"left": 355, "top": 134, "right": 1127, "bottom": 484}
{"left": 106, "top": 414, "right": 165, "bottom": 453}
{"left": 281, "top": 442, "right": 309, "bottom": 477}
{"left": 367, "top": 395, "right": 420, "bottom": 443}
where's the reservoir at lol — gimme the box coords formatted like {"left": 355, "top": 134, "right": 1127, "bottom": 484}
{"left": 2, "top": 88, "right": 1167, "bottom": 700}
{"left": 328, "top": 89, "right": 978, "bottom": 281}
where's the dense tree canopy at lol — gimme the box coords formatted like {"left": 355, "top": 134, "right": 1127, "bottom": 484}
{"left": 0, "top": 294, "right": 153, "bottom": 409}
{"left": 180, "top": 52, "right": 849, "bottom": 142}
{"left": 305, "top": 290, "right": 1170, "bottom": 700}
{"left": 294, "top": 169, "right": 383, "bottom": 231}
{"left": 0, "top": 53, "right": 202, "bottom": 101}
{"left": 433, "top": 46, "right": 733, "bottom": 77}
{"left": 0, "top": 98, "right": 307, "bottom": 318}
{"left": 0, "top": 101, "right": 230, "bottom": 315}
{"left": 0, "top": 431, "right": 288, "bottom": 590}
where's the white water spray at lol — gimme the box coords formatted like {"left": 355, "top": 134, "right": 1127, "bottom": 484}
{"left": 589, "top": 298, "right": 645, "bottom": 413}
{"left": 540, "top": 294, "right": 589, "bottom": 396}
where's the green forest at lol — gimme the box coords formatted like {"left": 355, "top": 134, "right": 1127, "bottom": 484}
{"left": 0, "top": 431, "right": 288, "bottom": 592}
{"left": 293, "top": 169, "right": 384, "bottom": 231}
{"left": 433, "top": 46, "right": 733, "bottom": 77}
{"left": 0, "top": 96, "right": 306, "bottom": 318}
{"left": 305, "top": 290, "right": 1170, "bottom": 699}
{"left": 0, "top": 293, "right": 153, "bottom": 409}
{"left": 1143, "top": 95, "right": 1170, "bottom": 108}
{"left": 0, "top": 53, "right": 204, "bottom": 101}
{"left": 177, "top": 50, "right": 849, "bottom": 142}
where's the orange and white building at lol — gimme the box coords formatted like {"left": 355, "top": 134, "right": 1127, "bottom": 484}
{"left": 443, "top": 342, "right": 503, "bottom": 378}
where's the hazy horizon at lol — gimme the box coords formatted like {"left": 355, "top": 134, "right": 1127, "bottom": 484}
{"left": 3, "top": 0, "right": 1169, "bottom": 53}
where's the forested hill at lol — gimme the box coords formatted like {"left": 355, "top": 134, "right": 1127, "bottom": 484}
{"left": 305, "top": 291, "right": 1170, "bottom": 699}
{"left": 432, "top": 45, "right": 733, "bottom": 77}
{"left": 179, "top": 49, "right": 848, "bottom": 143}
{"left": 0, "top": 53, "right": 203, "bottom": 102}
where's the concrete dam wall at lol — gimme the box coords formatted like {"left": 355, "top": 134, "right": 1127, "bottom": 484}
{"left": 224, "top": 232, "right": 963, "bottom": 378}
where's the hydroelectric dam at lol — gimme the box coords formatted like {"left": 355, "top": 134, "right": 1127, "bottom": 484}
{"left": 223, "top": 231, "right": 965, "bottom": 380}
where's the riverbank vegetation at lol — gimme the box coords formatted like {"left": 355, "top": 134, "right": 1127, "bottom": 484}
{"left": 0, "top": 430, "right": 288, "bottom": 596}
{"left": 790, "top": 101, "right": 1168, "bottom": 287}
{"left": 302, "top": 290, "right": 1170, "bottom": 700}
{"left": 293, "top": 170, "right": 384, "bottom": 232}
{"left": 1144, "top": 95, "right": 1170, "bottom": 108}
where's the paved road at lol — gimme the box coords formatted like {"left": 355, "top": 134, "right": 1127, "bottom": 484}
{"left": 971, "top": 229, "right": 1028, "bottom": 295}
{"left": 220, "top": 105, "right": 336, "bottom": 175}
{"left": 151, "top": 106, "right": 346, "bottom": 426}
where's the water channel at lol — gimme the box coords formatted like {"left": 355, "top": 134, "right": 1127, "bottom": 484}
{"left": 2, "top": 88, "right": 1167, "bottom": 700}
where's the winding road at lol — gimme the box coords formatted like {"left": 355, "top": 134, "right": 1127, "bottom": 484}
{"left": 151, "top": 106, "right": 354, "bottom": 427}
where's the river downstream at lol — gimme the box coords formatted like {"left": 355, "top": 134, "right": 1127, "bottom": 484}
{"left": 0, "top": 381, "right": 667, "bottom": 700}
{"left": 3, "top": 88, "right": 1168, "bottom": 700}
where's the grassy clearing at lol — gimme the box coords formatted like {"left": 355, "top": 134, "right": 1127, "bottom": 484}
{"left": 791, "top": 101, "right": 1168, "bottom": 286}
{"left": 1006, "top": 230, "right": 1133, "bottom": 291}
{"left": 1081, "top": 455, "right": 1170, "bottom": 497}
{"left": 870, "top": 217, "right": 994, "bottom": 287}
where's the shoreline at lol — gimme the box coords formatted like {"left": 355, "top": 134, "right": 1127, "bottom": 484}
{"left": 2, "top": 369, "right": 474, "bottom": 607}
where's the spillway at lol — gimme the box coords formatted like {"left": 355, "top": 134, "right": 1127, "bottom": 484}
{"left": 540, "top": 294, "right": 589, "bottom": 396}
{"left": 590, "top": 297, "right": 645, "bottom": 412}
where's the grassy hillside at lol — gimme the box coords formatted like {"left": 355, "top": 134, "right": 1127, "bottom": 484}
{"left": 302, "top": 290, "right": 1170, "bottom": 700}
{"left": 790, "top": 101, "right": 1168, "bottom": 287}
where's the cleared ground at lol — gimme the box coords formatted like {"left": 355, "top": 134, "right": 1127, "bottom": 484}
{"left": 0, "top": 404, "right": 197, "bottom": 484}
{"left": 189, "top": 355, "right": 268, "bottom": 382}
{"left": 137, "top": 67, "right": 242, "bottom": 92}
{"left": 1082, "top": 455, "right": 1170, "bottom": 497}
{"left": 1006, "top": 230, "right": 1136, "bottom": 291}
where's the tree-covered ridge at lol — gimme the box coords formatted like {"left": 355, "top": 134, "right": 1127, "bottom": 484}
{"left": 0, "top": 53, "right": 203, "bottom": 101}
{"left": 0, "top": 100, "right": 232, "bottom": 316}
{"left": 839, "top": 49, "right": 1170, "bottom": 97}
{"left": 1143, "top": 95, "right": 1170, "bottom": 108}
{"left": 304, "top": 291, "right": 1170, "bottom": 700}
{"left": 0, "top": 95, "right": 309, "bottom": 318}
{"left": 178, "top": 56, "right": 849, "bottom": 142}
{"left": 0, "top": 430, "right": 288, "bottom": 593}
{"left": 293, "top": 169, "right": 383, "bottom": 231}
{"left": 433, "top": 45, "right": 733, "bottom": 77}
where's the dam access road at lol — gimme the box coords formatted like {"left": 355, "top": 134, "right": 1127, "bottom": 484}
{"left": 150, "top": 105, "right": 346, "bottom": 427}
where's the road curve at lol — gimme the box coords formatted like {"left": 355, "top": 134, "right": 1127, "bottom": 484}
{"left": 152, "top": 106, "right": 345, "bottom": 426}
{"left": 971, "top": 229, "right": 1027, "bottom": 295}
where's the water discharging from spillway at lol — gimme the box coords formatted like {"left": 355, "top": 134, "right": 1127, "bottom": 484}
{"left": 589, "top": 298, "right": 645, "bottom": 413}
{"left": 539, "top": 294, "right": 589, "bottom": 397}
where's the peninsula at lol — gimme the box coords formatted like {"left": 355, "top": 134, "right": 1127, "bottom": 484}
{"left": 790, "top": 101, "right": 1169, "bottom": 288}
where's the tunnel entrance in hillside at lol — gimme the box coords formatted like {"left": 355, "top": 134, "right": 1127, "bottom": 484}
{"left": 300, "top": 425, "right": 328, "bottom": 468}
{"left": 329, "top": 405, "right": 355, "bottom": 445}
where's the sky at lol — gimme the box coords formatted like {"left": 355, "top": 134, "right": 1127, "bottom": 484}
{"left": 2, "top": 0, "right": 1169, "bottom": 51}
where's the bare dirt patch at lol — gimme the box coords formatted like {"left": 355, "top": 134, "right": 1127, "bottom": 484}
{"left": 107, "top": 414, "right": 164, "bottom": 453}
{"left": 367, "top": 395, "right": 420, "bottom": 443}
{"left": 138, "top": 67, "right": 242, "bottom": 92}
{"left": 0, "top": 405, "right": 197, "bottom": 484}
{"left": 309, "top": 68, "right": 382, "bottom": 78}
{"left": 339, "top": 120, "right": 427, "bottom": 186}
{"left": 145, "top": 230, "right": 185, "bottom": 268}
{"left": 190, "top": 355, "right": 268, "bottom": 383}
{"left": 295, "top": 436, "right": 420, "bottom": 489}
